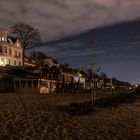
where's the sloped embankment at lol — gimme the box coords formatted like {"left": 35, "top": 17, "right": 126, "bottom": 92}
{"left": 58, "top": 90, "right": 139, "bottom": 115}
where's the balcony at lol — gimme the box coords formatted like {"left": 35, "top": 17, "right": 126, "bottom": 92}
{"left": 14, "top": 55, "right": 21, "bottom": 58}
{"left": 0, "top": 53, "right": 22, "bottom": 59}
{"left": 0, "top": 53, "right": 4, "bottom": 56}
{"left": 0, "top": 53, "right": 13, "bottom": 56}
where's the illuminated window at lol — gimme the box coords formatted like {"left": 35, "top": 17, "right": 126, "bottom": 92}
{"left": 0, "top": 58, "right": 5, "bottom": 66}
{"left": 17, "top": 42, "right": 20, "bottom": 47}
{"left": 2, "top": 37, "right": 4, "bottom": 41}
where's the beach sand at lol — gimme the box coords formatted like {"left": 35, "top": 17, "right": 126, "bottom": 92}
{"left": 0, "top": 92, "right": 139, "bottom": 140}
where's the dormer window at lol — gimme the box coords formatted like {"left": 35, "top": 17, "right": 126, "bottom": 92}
{"left": 17, "top": 42, "right": 20, "bottom": 47}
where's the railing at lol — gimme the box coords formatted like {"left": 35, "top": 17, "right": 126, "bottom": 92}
{"left": 0, "top": 53, "right": 12, "bottom": 57}
{"left": 14, "top": 55, "right": 21, "bottom": 58}
{"left": 0, "top": 53, "right": 21, "bottom": 58}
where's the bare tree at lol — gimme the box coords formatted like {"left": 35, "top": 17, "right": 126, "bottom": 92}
{"left": 10, "top": 22, "right": 42, "bottom": 65}
{"left": 29, "top": 51, "right": 46, "bottom": 60}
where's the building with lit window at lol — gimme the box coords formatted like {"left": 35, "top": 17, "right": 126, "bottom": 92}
{"left": 24, "top": 56, "right": 38, "bottom": 67}
{"left": 0, "top": 28, "right": 23, "bottom": 66}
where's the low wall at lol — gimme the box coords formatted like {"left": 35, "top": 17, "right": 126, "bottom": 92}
{"left": 15, "top": 88, "right": 38, "bottom": 94}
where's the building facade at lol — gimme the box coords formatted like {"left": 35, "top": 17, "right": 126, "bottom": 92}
{"left": 0, "top": 28, "right": 23, "bottom": 66}
{"left": 24, "top": 56, "right": 38, "bottom": 68}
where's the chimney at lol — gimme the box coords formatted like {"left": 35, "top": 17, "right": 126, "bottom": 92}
{"left": 0, "top": 28, "right": 8, "bottom": 42}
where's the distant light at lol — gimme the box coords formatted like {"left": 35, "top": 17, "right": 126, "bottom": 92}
{"left": 135, "top": 84, "right": 138, "bottom": 87}
{"left": 79, "top": 73, "right": 82, "bottom": 77}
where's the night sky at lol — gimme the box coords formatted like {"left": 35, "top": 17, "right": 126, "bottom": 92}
{"left": 0, "top": 0, "right": 140, "bottom": 84}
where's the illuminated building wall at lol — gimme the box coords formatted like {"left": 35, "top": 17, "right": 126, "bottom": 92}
{"left": 0, "top": 28, "right": 23, "bottom": 66}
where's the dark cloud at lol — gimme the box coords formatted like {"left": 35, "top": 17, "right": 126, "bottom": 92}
{"left": 1, "top": 0, "right": 140, "bottom": 41}
{"left": 36, "top": 19, "right": 140, "bottom": 60}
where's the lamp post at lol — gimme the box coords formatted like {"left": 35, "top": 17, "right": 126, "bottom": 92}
{"left": 91, "top": 63, "right": 96, "bottom": 110}
{"left": 88, "top": 40, "right": 96, "bottom": 111}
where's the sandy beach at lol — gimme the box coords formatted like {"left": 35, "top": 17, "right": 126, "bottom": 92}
{"left": 0, "top": 92, "right": 140, "bottom": 140}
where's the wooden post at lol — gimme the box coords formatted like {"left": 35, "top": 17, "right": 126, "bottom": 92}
{"left": 91, "top": 88, "right": 96, "bottom": 111}
{"left": 38, "top": 70, "right": 42, "bottom": 94}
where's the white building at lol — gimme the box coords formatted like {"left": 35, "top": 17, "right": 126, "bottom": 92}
{"left": 0, "top": 28, "right": 23, "bottom": 66}
{"left": 43, "top": 58, "right": 59, "bottom": 68}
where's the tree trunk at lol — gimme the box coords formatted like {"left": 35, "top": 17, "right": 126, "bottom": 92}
{"left": 22, "top": 49, "right": 25, "bottom": 66}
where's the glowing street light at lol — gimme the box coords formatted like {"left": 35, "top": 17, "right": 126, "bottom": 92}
{"left": 79, "top": 73, "right": 82, "bottom": 77}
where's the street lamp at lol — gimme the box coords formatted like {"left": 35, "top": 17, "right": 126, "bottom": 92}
{"left": 79, "top": 73, "right": 82, "bottom": 77}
